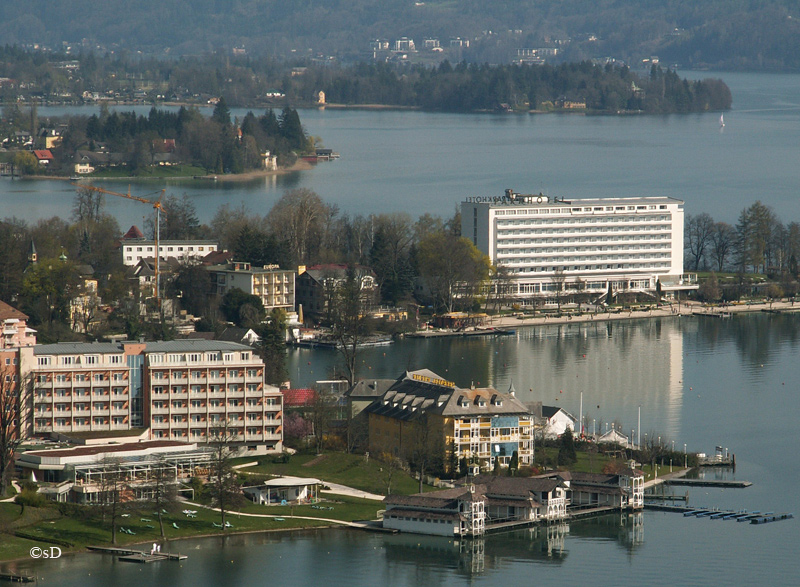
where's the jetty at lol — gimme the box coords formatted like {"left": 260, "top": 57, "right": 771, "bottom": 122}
{"left": 644, "top": 504, "right": 792, "bottom": 525}
{"left": 0, "top": 571, "right": 35, "bottom": 583}
{"left": 664, "top": 479, "right": 751, "bottom": 488}
{"left": 87, "top": 545, "right": 187, "bottom": 563}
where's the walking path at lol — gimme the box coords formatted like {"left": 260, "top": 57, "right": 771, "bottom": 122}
{"left": 182, "top": 501, "right": 375, "bottom": 529}
{"left": 321, "top": 482, "right": 384, "bottom": 501}
{"left": 419, "top": 300, "right": 800, "bottom": 335}
{"left": 644, "top": 468, "right": 691, "bottom": 490}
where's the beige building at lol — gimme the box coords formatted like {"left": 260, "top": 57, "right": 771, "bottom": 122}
{"left": 28, "top": 340, "right": 282, "bottom": 455}
{"left": 207, "top": 262, "right": 295, "bottom": 312}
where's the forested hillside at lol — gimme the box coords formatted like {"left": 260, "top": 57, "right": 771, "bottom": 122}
{"left": 2, "top": 1, "right": 800, "bottom": 70}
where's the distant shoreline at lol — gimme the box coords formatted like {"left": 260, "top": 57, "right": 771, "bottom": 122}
{"left": 415, "top": 299, "right": 800, "bottom": 336}
{"left": 19, "top": 160, "right": 314, "bottom": 184}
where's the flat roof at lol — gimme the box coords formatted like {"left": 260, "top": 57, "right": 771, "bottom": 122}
{"left": 464, "top": 195, "right": 683, "bottom": 207}
{"left": 22, "top": 440, "right": 193, "bottom": 459}
{"left": 261, "top": 476, "right": 322, "bottom": 488}
{"left": 34, "top": 339, "right": 252, "bottom": 355}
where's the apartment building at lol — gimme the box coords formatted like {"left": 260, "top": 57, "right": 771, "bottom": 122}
{"left": 206, "top": 262, "right": 295, "bottom": 313}
{"left": 144, "top": 340, "right": 283, "bottom": 454}
{"left": 29, "top": 340, "right": 282, "bottom": 455}
{"left": 367, "top": 369, "right": 533, "bottom": 472}
{"left": 462, "top": 190, "right": 692, "bottom": 300}
{"left": 120, "top": 226, "right": 218, "bottom": 266}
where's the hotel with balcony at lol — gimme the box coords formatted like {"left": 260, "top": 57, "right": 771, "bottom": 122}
{"left": 366, "top": 369, "right": 533, "bottom": 472}
{"left": 462, "top": 190, "right": 694, "bottom": 301}
{"left": 29, "top": 340, "right": 282, "bottom": 455}
{"left": 206, "top": 262, "right": 296, "bottom": 313}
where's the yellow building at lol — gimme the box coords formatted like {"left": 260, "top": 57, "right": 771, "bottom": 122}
{"left": 367, "top": 369, "right": 533, "bottom": 472}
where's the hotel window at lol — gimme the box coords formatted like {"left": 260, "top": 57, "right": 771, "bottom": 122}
{"left": 85, "top": 355, "right": 98, "bottom": 365}
{"left": 110, "top": 356, "right": 123, "bottom": 364}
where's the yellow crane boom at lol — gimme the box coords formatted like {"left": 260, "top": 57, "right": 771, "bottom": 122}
{"left": 72, "top": 183, "right": 167, "bottom": 307}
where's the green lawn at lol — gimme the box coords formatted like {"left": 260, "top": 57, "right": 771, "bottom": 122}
{"left": 0, "top": 499, "right": 345, "bottom": 563}
{"left": 533, "top": 447, "right": 619, "bottom": 474}
{"left": 231, "top": 451, "right": 433, "bottom": 495}
{"left": 237, "top": 494, "right": 383, "bottom": 522}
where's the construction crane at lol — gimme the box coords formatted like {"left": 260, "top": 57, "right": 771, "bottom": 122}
{"left": 72, "top": 183, "right": 167, "bottom": 307}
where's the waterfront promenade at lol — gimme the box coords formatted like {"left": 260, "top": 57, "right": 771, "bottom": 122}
{"left": 415, "top": 300, "right": 800, "bottom": 336}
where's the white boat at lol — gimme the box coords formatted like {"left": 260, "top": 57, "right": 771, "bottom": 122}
{"left": 720, "top": 114, "right": 725, "bottom": 127}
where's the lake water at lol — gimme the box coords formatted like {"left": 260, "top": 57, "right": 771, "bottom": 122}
{"left": 11, "top": 312, "right": 800, "bottom": 586}
{"left": 3, "top": 71, "right": 800, "bottom": 227}
{"left": 4, "top": 72, "right": 800, "bottom": 584}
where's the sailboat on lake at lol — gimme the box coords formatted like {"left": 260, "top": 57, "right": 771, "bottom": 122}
{"left": 720, "top": 114, "right": 725, "bottom": 128}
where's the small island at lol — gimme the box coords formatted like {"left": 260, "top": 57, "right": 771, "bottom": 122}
{"left": 2, "top": 100, "right": 320, "bottom": 180}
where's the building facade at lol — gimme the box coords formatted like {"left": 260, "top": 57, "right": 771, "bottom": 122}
{"left": 366, "top": 369, "right": 533, "bottom": 472}
{"left": 206, "top": 262, "right": 296, "bottom": 313}
{"left": 121, "top": 234, "right": 219, "bottom": 266}
{"left": 462, "top": 190, "right": 692, "bottom": 301}
{"left": 28, "top": 340, "right": 282, "bottom": 455}
{"left": 295, "top": 264, "right": 377, "bottom": 316}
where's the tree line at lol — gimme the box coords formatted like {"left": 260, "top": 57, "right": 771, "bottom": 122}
{"left": 0, "top": 45, "right": 732, "bottom": 115}
{"left": 685, "top": 201, "right": 800, "bottom": 300}
{"left": 310, "top": 61, "right": 732, "bottom": 113}
{"left": 1, "top": 1, "right": 800, "bottom": 70}
{"left": 32, "top": 101, "right": 311, "bottom": 175}
{"left": 0, "top": 187, "right": 491, "bottom": 345}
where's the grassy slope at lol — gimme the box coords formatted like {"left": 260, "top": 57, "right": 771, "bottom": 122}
{"left": 231, "top": 451, "right": 433, "bottom": 496}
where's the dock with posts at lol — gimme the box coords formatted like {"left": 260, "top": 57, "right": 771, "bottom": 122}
{"left": 87, "top": 545, "right": 187, "bottom": 563}
{"left": 0, "top": 571, "right": 35, "bottom": 583}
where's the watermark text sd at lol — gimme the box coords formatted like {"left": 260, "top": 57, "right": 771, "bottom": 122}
{"left": 30, "top": 547, "right": 62, "bottom": 559}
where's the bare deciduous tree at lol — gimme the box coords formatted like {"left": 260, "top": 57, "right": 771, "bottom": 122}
{"left": 0, "top": 364, "right": 22, "bottom": 497}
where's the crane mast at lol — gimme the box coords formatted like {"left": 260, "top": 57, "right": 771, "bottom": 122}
{"left": 72, "top": 184, "right": 167, "bottom": 307}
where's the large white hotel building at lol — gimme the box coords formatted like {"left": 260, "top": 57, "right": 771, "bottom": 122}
{"left": 462, "top": 190, "right": 693, "bottom": 300}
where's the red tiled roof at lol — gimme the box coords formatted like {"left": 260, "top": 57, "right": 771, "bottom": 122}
{"left": 282, "top": 388, "right": 316, "bottom": 407}
{"left": 33, "top": 150, "right": 54, "bottom": 160}
{"left": 122, "top": 225, "right": 145, "bottom": 239}
{"left": 0, "top": 300, "right": 28, "bottom": 321}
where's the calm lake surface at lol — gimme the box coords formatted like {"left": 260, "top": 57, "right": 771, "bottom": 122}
{"left": 3, "top": 71, "right": 800, "bottom": 227}
{"left": 4, "top": 72, "right": 800, "bottom": 584}
{"left": 13, "top": 312, "right": 800, "bottom": 586}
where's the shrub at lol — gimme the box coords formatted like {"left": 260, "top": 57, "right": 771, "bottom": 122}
{"left": 15, "top": 489, "right": 47, "bottom": 509}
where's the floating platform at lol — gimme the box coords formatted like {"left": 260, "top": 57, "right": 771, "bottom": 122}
{"left": 0, "top": 571, "right": 35, "bottom": 583}
{"left": 750, "top": 513, "right": 793, "bottom": 524}
{"left": 87, "top": 546, "right": 186, "bottom": 563}
{"left": 665, "top": 479, "right": 750, "bottom": 488}
{"left": 118, "top": 552, "right": 187, "bottom": 564}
